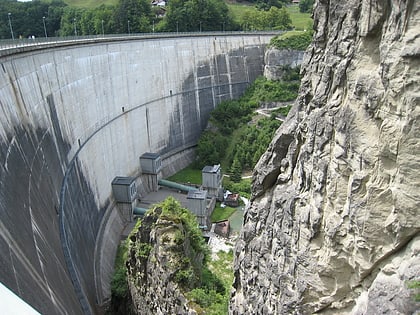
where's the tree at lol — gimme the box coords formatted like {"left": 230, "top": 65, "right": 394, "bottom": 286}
{"left": 60, "top": 7, "right": 83, "bottom": 36}
{"left": 196, "top": 131, "right": 228, "bottom": 169}
{"left": 114, "top": 0, "right": 152, "bottom": 33}
{"left": 165, "top": 0, "right": 233, "bottom": 32}
{"left": 0, "top": 0, "right": 69, "bottom": 39}
{"left": 256, "top": 0, "right": 282, "bottom": 11}
{"left": 277, "top": 7, "right": 293, "bottom": 30}
{"left": 230, "top": 157, "right": 242, "bottom": 183}
{"left": 299, "top": 0, "right": 314, "bottom": 13}
{"left": 240, "top": 6, "right": 292, "bottom": 30}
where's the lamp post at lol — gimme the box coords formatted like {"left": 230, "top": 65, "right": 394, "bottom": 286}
{"left": 73, "top": 18, "right": 77, "bottom": 36}
{"left": 127, "top": 20, "right": 130, "bottom": 35}
{"left": 152, "top": 19, "right": 155, "bottom": 33}
{"left": 199, "top": 21, "right": 202, "bottom": 32}
{"left": 8, "top": 13, "right": 14, "bottom": 40}
{"left": 43, "top": 16, "right": 47, "bottom": 38}
{"left": 176, "top": 21, "right": 179, "bottom": 34}
{"left": 101, "top": 19, "right": 104, "bottom": 36}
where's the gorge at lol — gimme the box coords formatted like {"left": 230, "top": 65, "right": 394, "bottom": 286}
{"left": 1, "top": 0, "right": 419, "bottom": 313}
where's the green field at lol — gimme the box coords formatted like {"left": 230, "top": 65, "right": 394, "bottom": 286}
{"left": 57, "top": 0, "right": 312, "bottom": 31}
{"left": 286, "top": 4, "right": 313, "bottom": 30}
{"left": 167, "top": 165, "right": 202, "bottom": 185}
{"left": 211, "top": 204, "right": 237, "bottom": 222}
{"left": 227, "top": 3, "right": 312, "bottom": 30}
{"left": 61, "top": 0, "right": 117, "bottom": 8}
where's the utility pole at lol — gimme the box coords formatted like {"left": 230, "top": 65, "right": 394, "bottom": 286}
{"left": 8, "top": 13, "right": 14, "bottom": 40}
{"left": 43, "top": 16, "right": 47, "bottom": 38}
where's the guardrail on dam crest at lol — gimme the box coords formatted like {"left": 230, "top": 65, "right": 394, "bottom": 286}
{"left": 0, "top": 32, "right": 276, "bottom": 314}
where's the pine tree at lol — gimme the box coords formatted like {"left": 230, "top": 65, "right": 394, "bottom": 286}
{"left": 230, "top": 157, "right": 242, "bottom": 183}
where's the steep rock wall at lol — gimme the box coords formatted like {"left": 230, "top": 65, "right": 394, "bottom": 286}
{"left": 231, "top": 1, "right": 419, "bottom": 314}
{"left": 126, "top": 202, "right": 204, "bottom": 315}
{"left": 263, "top": 47, "right": 305, "bottom": 80}
{"left": 0, "top": 34, "right": 272, "bottom": 314}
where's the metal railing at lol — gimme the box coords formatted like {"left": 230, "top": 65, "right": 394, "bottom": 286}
{"left": 0, "top": 31, "right": 282, "bottom": 57}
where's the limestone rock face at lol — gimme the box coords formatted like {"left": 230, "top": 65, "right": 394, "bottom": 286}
{"left": 264, "top": 48, "right": 305, "bottom": 80}
{"left": 231, "top": 1, "right": 420, "bottom": 314}
{"left": 126, "top": 206, "right": 201, "bottom": 315}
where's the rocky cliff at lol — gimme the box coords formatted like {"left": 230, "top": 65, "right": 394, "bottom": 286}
{"left": 231, "top": 1, "right": 420, "bottom": 314}
{"left": 264, "top": 47, "right": 305, "bottom": 81}
{"left": 125, "top": 197, "right": 207, "bottom": 315}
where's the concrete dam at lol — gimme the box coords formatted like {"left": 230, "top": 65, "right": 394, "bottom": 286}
{"left": 0, "top": 33, "right": 275, "bottom": 314}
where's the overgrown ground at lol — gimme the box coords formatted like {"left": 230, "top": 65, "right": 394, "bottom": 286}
{"left": 227, "top": 2, "right": 312, "bottom": 30}
{"left": 60, "top": 0, "right": 118, "bottom": 8}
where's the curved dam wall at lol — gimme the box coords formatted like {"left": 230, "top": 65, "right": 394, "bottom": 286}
{"left": 0, "top": 33, "right": 273, "bottom": 314}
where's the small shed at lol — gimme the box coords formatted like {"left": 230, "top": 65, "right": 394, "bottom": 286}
{"left": 225, "top": 193, "right": 240, "bottom": 207}
{"left": 202, "top": 164, "right": 223, "bottom": 200}
{"left": 214, "top": 220, "right": 230, "bottom": 238}
{"left": 202, "top": 164, "right": 222, "bottom": 189}
{"left": 140, "top": 152, "right": 162, "bottom": 175}
{"left": 187, "top": 190, "right": 208, "bottom": 227}
{"left": 112, "top": 176, "right": 137, "bottom": 203}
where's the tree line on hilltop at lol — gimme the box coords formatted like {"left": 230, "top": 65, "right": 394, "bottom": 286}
{"left": 0, "top": 0, "right": 309, "bottom": 40}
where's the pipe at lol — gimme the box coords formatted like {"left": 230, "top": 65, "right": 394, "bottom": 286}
{"left": 158, "top": 179, "right": 198, "bottom": 193}
{"left": 133, "top": 207, "right": 148, "bottom": 216}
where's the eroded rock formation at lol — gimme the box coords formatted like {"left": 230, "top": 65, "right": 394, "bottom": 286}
{"left": 231, "top": 0, "right": 420, "bottom": 314}
{"left": 264, "top": 48, "right": 305, "bottom": 80}
{"left": 126, "top": 199, "right": 205, "bottom": 315}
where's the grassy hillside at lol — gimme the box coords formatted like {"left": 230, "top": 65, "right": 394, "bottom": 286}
{"left": 61, "top": 0, "right": 117, "bottom": 8}
{"left": 59, "top": 0, "right": 312, "bottom": 31}
{"left": 287, "top": 4, "right": 312, "bottom": 30}
{"left": 227, "top": 2, "right": 312, "bottom": 31}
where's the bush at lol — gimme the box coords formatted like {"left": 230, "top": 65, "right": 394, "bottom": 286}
{"left": 270, "top": 31, "right": 313, "bottom": 50}
{"left": 299, "top": 0, "right": 314, "bottom": 13}
{"left": 111, "top": 243, "right": 129, "bottom": 299}
{"left": 174, "top": 268, "right": 195, "bottom": 287}
{"left": 224, "top": 178, "right": 252, "bottom": 199}
{"left": 407, "top": 280, "right": 420, "bottom": 302}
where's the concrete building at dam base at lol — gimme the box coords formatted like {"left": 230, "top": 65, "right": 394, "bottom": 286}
{"left": 0, "top": 32, "right": 277, "bottom": 314}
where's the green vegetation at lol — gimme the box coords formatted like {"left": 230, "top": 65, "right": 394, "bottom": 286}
{"left": 287, "top": 4, "right": 313, "bottom": 30}
{"left": 227, "top": 3, "right": 312, "bottom": 31}
{"left": 111, "top": 243, "right": 129, "bottom": 299}
{"left": 238, "top": 6, "right": 293, "bottom": 31}
{"left": 195, "top": 75, "right": 297, "bottom": 174}
{"left": 162, "top": 0, "right": 234, "bottom": 32}
{"left": 62, "top": 0, "right": 118, "bottom": 8}
{"left": 270, "top": 30, "right": 313, "bottom": 50}
{"left": 272, "top": 104, "right": 293, "bottom": 117}
{"left": 0, "top": 1, "right": 313, "bottom": 39}
{"left": 158, "top": 197, "right": 208, "bottom": 256}
{"left": 211, "top": 204, "right": 237, "bottom": 222}
{"left": 223, "top": 178, "right": 252, "bottom": 199}
{"left": 299, "top": 0, "right": 314, "bottom": 14}
{"left": 208, "top": 250, "right": 234, "bottom": 293}
{"left": 145, "top": 197, "right": 229, "bottom": 313}
{"left": 167, "top": 165, "right": 202, "bottom": 185}
{"left": 407, "top": 280, "right": 420, "bottom": 302}
{"left": 188, "top": 250, "right": 234, "bottom": 314}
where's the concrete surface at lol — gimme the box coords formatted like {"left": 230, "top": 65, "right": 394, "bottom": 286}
{"left": 0, "top": 33, "right": 274, "bottom": 314}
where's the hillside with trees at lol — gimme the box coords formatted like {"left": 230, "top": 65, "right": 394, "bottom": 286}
{"left": 0, "top": 0, "right": 312, "bottom": 39}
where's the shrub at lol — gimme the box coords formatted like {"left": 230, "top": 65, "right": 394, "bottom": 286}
{"left": 111, "top": 243, "right": 129, "bottom": 298}
{"left": 270, "top": 31, "right": 313, "bottom": 50}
